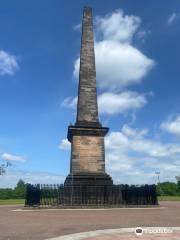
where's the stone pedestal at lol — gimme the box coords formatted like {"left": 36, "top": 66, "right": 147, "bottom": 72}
{"left": 68, "top": 125, "right": 109, "bottom": 174}
{"left": 64, "top": 173, "right": 113, "bottom": 186}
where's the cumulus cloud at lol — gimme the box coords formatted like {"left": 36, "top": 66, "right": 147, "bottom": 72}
{"left": 105, "top": 125, "right": 180, "bottom": 184}
{"left": 1, "top": 153, "right": 26, "bottom": 163}
{"left": 167, "top": 13, "right": 180, "bottom": 25}
{"left": 95, "top": 9, "right": 141, "bottom": 43}
{"left": 161, "top": 115, "right": 180, "bottom": 136}
{"left": 58, "top": 139, "right": 71, "bottom": 150}
{"left": 98, "top": 91, "right": 147, "bottom": 115}
{"left": 0, "top": 50, "right": 19, "bottom": 76}
{"left": 0, "top": 170, "right": 65, "bottom": 188}
{"left": 122, "top": 124, "right": 148, "bottom": 137}
{"left": 97, "top": 41, "right": 154, "bottom": 89}
{"left": 73, "top": 9, "right": 155, "bottom": 90}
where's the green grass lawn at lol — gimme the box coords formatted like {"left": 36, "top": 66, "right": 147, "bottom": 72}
{"left": 0, "top": 196, "right": 180, "bottom": 205}
{"left": 0, "top": 199, "right": 25, "bottom": 205}
{"left": 158, "top": 196, "right": 180, "bottom": 201}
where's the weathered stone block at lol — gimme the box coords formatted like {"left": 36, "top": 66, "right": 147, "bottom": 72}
{"left": 71, "top": 135, "right": 105, "bottom": 173}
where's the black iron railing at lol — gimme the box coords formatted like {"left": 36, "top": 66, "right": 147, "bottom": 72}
{"left": 25, "top": 184, "right": 158, "bottom": 207}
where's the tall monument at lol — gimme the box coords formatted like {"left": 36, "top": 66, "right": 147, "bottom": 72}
{"left": 65, "top": 7, "right": 113, "bottom": 186}
{"left": 25, "top": 6, "right": 158, "bottom": 208}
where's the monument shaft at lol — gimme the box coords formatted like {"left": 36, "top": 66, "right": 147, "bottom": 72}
{"left": 76, "top": 7, "right": 99, "bottom": 126}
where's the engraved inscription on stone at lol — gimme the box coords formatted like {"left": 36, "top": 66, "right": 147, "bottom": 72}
{"left": 71, "top": 136, "right": 105, "bottom": 173}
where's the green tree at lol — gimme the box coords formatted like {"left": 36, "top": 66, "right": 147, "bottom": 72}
{"left": 177, "top": 180, "right": 180, "bottom": 195}
{"left": 0, "top": 188, "right": 14, "bottom": 199}
{"left": 157, "top": 182, "right": 178, "bottom": 196}
{"left": 13, "top": 180, "right": 26, "bottom": 199}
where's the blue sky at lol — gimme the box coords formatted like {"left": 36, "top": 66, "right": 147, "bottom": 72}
{"left": 0, "top": 0, "right": 180, "bottom": 187}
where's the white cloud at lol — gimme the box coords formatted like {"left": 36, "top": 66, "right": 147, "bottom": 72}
{"left": 58, "top": 139, "right": 71, "bottom": 150}
{"left": 122, "top": 124, "right": 148, "bottom": 137}
{"left": 1, "top": 153, "right": 26, "bottom": 163}
{"left": 0, "top": 170, "right": 65, "bottom": 188}
{"left": 61, "top": 96, "right": 77, "bottom": 109}
{"left": 95, "top": 9, "right": 141, "bottom": 43}
{"left": 96, "top": 41, "right": 154, "bottom": 89}
{"left": 105, "top": 125, "right": 180, "bottom": 184}
{"left": 98, "top": 91, "right": 147, "bottom": 115}
{"left": 161, "top": 115, "right": 180, "bottom": 136}
{"left": 73, "top": 9, "right": 155, "bottom": 90}
{"left": 0, "top": 50, "right": 19, "bottom": 76}
{"left": 74, "top": 23, "right": 81, "bottom": 32}
{"left": 167, "top": 13, "right": 179, "bottom": 25}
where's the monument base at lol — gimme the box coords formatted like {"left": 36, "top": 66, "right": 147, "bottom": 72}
{"left": 64, "top": 173, "right": 113, "bottom": 186}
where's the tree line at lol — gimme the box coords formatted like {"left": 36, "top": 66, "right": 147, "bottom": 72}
{"left": 0, "top": 180, "right": 180, "bottom": 199}
{"left": 156, "top": 181, "right": 180, "bottom": 196}
{"left": 0, "top": 180, "right": 26, "bottom": 199}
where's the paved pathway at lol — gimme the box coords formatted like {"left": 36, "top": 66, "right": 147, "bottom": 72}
{"left": 47, "top": 227, "right": 180, "bottom": 240}
{"left": 0, "top": 201, "right": 180, "bottom": 240}
{"left": 85, "top": 233, "right": 180, "bottom": 240}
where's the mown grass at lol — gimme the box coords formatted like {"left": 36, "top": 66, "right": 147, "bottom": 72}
{"left": 158, "top": 196, "right": 180, "bottom": 201}
{"left": 0, "top": 199, "right": 25, "bottom": 205}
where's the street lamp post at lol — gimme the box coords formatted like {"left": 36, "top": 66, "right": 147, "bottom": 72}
{"left": 155, "top": 171, "right": 163, "bottom": 200}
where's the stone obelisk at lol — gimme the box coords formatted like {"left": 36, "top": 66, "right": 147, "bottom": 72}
{"left": 64, "top": 7, "right": 112, "bottom": 186}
